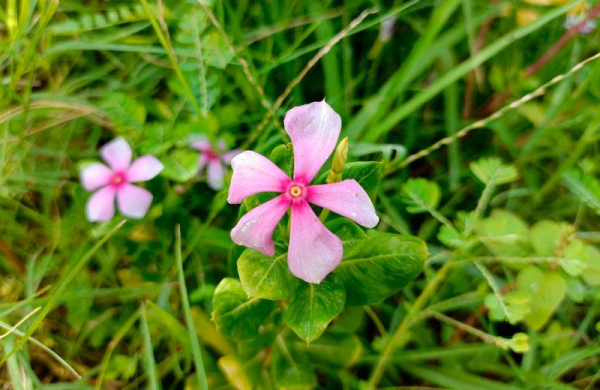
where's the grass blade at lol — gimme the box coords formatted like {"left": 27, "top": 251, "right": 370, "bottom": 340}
{"left": 176, "top": 225, "right": 209, "bottom": 390}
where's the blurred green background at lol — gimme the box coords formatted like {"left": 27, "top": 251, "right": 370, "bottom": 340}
{"left": 1, "top": 0, "right": 600, "bottom": 388}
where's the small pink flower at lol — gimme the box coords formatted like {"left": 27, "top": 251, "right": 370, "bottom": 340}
{"left": 81, "top": 137, "right": 163, "bottom": 222}
{"left": 191, "top": 138, "right": 240, "bottom": 190}
{"left": 227, "top": 101, "right": 379, "bottom": 284}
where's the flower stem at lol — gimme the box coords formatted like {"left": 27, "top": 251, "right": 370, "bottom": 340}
{"left": 367, "top": 253, "right": 456, "bottom": 388}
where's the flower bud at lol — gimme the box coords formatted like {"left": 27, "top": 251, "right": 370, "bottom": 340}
{"left": 327, "top": 137, "right": 348, "bottom": 184}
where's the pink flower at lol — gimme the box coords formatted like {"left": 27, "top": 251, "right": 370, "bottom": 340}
{"left": 227, "top": 101, "right": 379, "bottom": 284}
{"left": 191, "top": 138, "right": 240, "bottom": 190}
{"left": 81, "top": 137, "right": 163, "bottom": 222}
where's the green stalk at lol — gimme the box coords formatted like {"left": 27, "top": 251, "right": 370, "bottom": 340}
{"left": 367, "top": 254, "right": 456, "bottom": 388}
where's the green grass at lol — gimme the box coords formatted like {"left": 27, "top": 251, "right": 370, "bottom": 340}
{"left": 1, "top": 0, "right": 600, "bottom": 388}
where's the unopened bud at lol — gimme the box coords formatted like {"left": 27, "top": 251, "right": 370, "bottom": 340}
{"left": 327, "top": 137, "right": 348, "bottom": 184}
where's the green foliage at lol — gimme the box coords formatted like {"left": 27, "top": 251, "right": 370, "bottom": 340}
{"left": 284, "top": 276, "right": 346, "bottom": 343}
{"left": 401, "top": 178, "right": 441, "bottom": 213}
{"left": 212, "top": 278, "right": 274, "bottom": 340}
{"left": 3, "top": 0, "right": 600, "bottom": 388}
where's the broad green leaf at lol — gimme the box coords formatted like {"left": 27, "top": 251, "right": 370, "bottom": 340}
{"left": 326, "top": 219, "right": 367, "bottom": 243}
{"left": 161, "top": 149, "right": 199, "bottom": 183}
{"left": 237, "top": 249, "right": 300, "bottom": 300}
{"left": 582, "top": 245, "right": 600, "bottom": 286}
{"left": 401, "top": 178, "right": 441, "bottom": 213}
{"left": 516, "top": 266, "right": 566, "bottom": 331}
{"left": 334, "top": 231, "right": 427, "bottom": 305}
{"left": 270, "top": 143, "right": 294, "bottom": 177}
{"left": 212, "top": 278, "right": 274, "bottom": 340}
{"left": 561, "top": 240, "right": 587, "bottom": 276}
{"left": 284, "top": 275, "right": 346, "bottom": 343}
{"left": 530, "top": 220, "right": 572, "bottom": 257}
{"left": 477, "top": 210, "right": 530, "bottom": 257}
{"left": 292, "top": 333, "right": 363, "bottom": 369}
{"left": 470, "top": 156, "right": 518, "bottom": 185}
{"left": 341, "top": 161, "right": 382, "bottom": 195}
{"left": 562, "top": 169, "right": 600, "bottom": 215}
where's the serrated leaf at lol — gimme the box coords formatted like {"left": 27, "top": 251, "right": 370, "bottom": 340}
{"left": 401, "top": 178, "right": 441, "bottom": 214}
{"left": 237, "top": 249, "right": 300, "bottom": 300}
{"left": 470, "top": 157, "right": 518, "bottom": 185}
{"left": 100, "top": 92, "right": 146, "bottom": 132}
{"left": 284, "top": 275, "right": 346, "bottom": 343}
{"left": 334, "top": 230, "right": 427, "bottom": 305}
{"left": 562, "top": 169, "right": 600, "bottom": 215}
{"left": 212, "top": 278, "right": 274, "bottom": 340}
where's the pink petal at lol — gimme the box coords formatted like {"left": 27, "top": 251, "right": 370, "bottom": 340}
{"left": 86, "top": 186, "right": 116, "bottom": 222}
{"left": 228, "top": 151, "right": 291, "bottom": 204}
{"left": 231, "top": 195, "right": 291, "bottom": 256}
{"left": 307, "top": 180, "right": 379, "bottom": 228}
{"left": 116, "top": 184, "right": 153, "bottom": 219}
{"left": 284, "top": 100, "right": 341, "bottom": 184}
{"left": 127, "top": 156, "right": 163, "bottom": 182}
{"left": 81, "top": 162, "right": 113, "bottom": 191}
{"left": 222, "top": 149, "right": 241, "bottom": 164}
{"left": 288, "top": 200, "right": 343, "bottom": 283}
{"left": 207, "top": 160, "right": 226, "bottom": 190}
{"left": 100, "top": 137, "right": 132, "bottom": 172}
{"left": 197, "top": 154, "right": 209, "bottom": 175}
{"left": 190, "top": 139, "right": 211, "bottom": 152}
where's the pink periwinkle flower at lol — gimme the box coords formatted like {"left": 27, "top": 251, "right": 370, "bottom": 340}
{"left": 227, "top": 101, "right": 379, "bottom": 284}
{"left": 81, "top": 137, "right": 163, "bottom": 222}
{"left": 191, "top": 138, "right": 240, "bottom": 190}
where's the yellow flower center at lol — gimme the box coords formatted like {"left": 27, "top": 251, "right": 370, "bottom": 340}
{"left": 289, "top": 185, "right": 303, "bottom": 197}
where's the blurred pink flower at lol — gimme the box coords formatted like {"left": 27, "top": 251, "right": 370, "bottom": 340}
{"left": 81, "top": 137, "right": 163, "bottom": 222}
{"left": 191, "top": 138, "right": 240, "bottom": 190}
{"left": 228, "top": 101, "right": 379, "bottom": 284}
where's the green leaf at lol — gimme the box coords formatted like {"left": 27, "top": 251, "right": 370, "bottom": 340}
{"left": 212, "top": 278, "right": 274, "bottom": 340}
{"left": 437, "top": 225, "right": 464, "bottom": 248}
{"left": 334, "top": 231, "right": 427, "bottom": 305}
{"left": 562, "top": 169, "right": 600, "bottom": 215}
{"left": 530, "top": 220, "right": 572, "bottom": 257}
{"left": 516, "top": 266, "right": 566, "bottom": 331}
{"left": 582, "top": 245, "right": 600, "bottom": 286}
{"left": 284, "top": 275, "right": 346, "bottom": 343}
{"left": 341, "top": 161, "right": 382, "bottom": 195}
{"left": 272, "top": 348, "right": 317, "bottom": 390}
{"left": 237, "top": 249, "right": 300, "bottom": 300}
{"left": 470, "top": 156, "right": 518, "bottom": 185}
{"left": 161, "top": 148, "right": 199, "bottom": 183}
{"left": 561, "top": 240, "right": 587, "bottom": 277}
{"left": 217, "top": 354, "right": 262, "bottom": 390}
{"left": 270, "top": 143, "right": 294, "bottom": 177}
{"left": 292, "top": 333, "right": 363, "bottom": 369}
{"left": 477, "top": 210, "right": 530, "bottom": 257}
{"left": 100, "top": 92, "right": 146, "bottom": 132}
{"left": 401, "top": 178, "right": 441, "bottom": 213}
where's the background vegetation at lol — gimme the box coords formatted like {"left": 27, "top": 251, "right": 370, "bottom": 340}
{"left": 1, "top": 0, "right": 600, "bottom": 388}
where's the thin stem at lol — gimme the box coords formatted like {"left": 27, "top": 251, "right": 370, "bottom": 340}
{"left": 367, "top": 254, "right": 456, "bottom": 388}
{"left": 176, "top": 225, "right": 209, "bottom": 390}
{"left": 387, "top": 51, "right": 600, "bottom": 174}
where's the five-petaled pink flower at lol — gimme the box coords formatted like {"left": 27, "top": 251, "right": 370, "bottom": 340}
{"left": 227, "top": 101, "right": 379, "bottom": 283}
{"left": 191, "top": 138, "right": 240, "bottom": 190}
{"left": 81, "top": 137, "right": 163, "bottom": 222}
